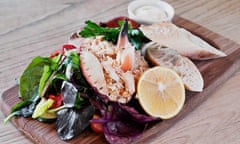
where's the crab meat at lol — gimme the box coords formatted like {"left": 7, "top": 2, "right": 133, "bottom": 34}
{"left": 81, "top": 50, "right": 134, "bottom": 103}
{"left": 78, "top": 20, "right": 149, "bottom": 103}
{"left": 120, "top": 71, "right": 135, "bottom": 95}
{"left": 80, "top": 51, "right": 108, "bottom": 94}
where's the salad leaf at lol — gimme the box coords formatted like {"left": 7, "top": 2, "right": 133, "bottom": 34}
{"left": 74, "top": 93, "right": 84, "bottom": 109}
{"left": 102, "top": 104, "right": 146, "bottom": 144}
{"left": 104, "top": 121, "right": 143, "bottom": 144}
{"left": 64, "top": 51, "right": 80, "bottom": 80}
{"left": 88, "top": 96, "right": 158, "bottom": 144}
{"left": 4, "top": 100, "right": 38, "bottom": 123}
{"left": 119, "top": 99, "right": 159, "bottom": 123}
{"left": 61, "top": 81, "right": 78, "bottom": 108}
{"left": 10, "top": 100, "right": 32, "bottom": 113}
{"left": 79, "top": 20, "right": 149, "bottom": 49}
{"left": 50, "top": 73, "right": 67, "bottom": 93}
{"left": 19, "top": 56, "right": 54, "bottom": 101}
{"left": 79, "top": 20, "right": 119, "bottom": 44}
{"left": 128, "top": 29, "right": 150, "bottom": 50}
{"left": 5, "top": 55, "right": 60, "bottom": 122}
{"left": 38, "top": 65, "right": 52, "bottom": 97}
{"left": 56, "top": 105, "right": 95, "bottom": 140}
{"left": 61, "top": 81, "right": 86, "bottom": 109}
{"left": 51, "top": 54, "right": 62, "bottom": 65}
{"left": 63, "top": 51, "right": 89, "bottom": 92}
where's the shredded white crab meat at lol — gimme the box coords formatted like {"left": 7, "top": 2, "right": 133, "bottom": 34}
{"left": 70, "top": 36, "right": 149, "bottom": 103}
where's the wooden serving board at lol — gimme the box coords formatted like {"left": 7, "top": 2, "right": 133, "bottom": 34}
{"left": 1, "top": 16, "right": 240, "bottom": 144}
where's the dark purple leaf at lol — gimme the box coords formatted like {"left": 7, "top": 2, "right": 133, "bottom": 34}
{"left": 119, "top": 104, "right": 159, "bottom": 123}
{"left": 104, "top": 120, "right": 143, "bottom": 144}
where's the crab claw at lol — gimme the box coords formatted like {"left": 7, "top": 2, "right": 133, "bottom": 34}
{"left": 116, "top": 19, "right": 135, "bottom": 72}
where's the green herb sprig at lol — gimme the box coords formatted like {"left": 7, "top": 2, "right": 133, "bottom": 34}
{"left": 79, "top": 20, "right": 150, "bottom": 50}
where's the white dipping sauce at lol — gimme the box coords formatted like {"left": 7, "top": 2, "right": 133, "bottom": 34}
{"left": 134, "top": 5, "right": 168, "bottom": 22}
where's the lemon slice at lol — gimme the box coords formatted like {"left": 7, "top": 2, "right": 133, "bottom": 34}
{"left": 137, "top": 66, "right": 185, "bottom": 119}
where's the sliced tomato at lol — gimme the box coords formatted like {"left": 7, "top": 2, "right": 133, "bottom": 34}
{"left": 49, "top": 49, "right": 62, "bottom": 58}
{"left": 90, "top": 114, "right": 104, "bottom": 133}
{"left": 49, "top": 44, "right": 76, "bottom": 58}
{"left": 100, "top": 16, "right": 140, "bottom": 28}
{"left": 62, "top": 44, "right": 76, "bottom": 51}
{"left": 48, "top": 94, "right": 63, "bottom": 109}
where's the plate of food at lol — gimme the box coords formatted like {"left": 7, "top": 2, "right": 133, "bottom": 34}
{"left": 1, "top": 5, "right": 240, "bottom": 144}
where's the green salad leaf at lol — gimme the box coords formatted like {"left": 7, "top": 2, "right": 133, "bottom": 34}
{"left": 10, "top": 100, "right": 32, "bottom": 113}
{"left": 38, "top": 65, "right": 52, "bottom": 97}
{"left": 19, "top": 56, "right": 59, "bottom": 101}
{"left": 79, "top": 20, "right": 150, "bottom": 50}
{"left": 19, "top": 56, "right": 53, "bottom": 101}
{"left": 4, "top": 100, "right": 38, "bottom": 123}
{"left": 128, "top": 29, "right": 150, "bottom": 50}
{"left": 74, "top": 93, "right": 84, "bottom": 109}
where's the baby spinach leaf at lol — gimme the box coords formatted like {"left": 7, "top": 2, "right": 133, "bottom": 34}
{"left": 51, "top": 54, "right": 61, "bottom": 66}
{"left": 50, "top": 73, "right": 67, "bottom": 93}
{"left": 11, "top": 100, "right": 32, "bottom": 113}
{"left": 4, "top": 100, "right": 38, "bottom": 123}
{"left": 64, "top": 52, "right": 80, "bottom": 80}
{"left": 74, "top": 93, "right": 84, "bottom": 109}
{"left": 19, "top": 56, "right": 53, "bottom": 101}
{"left": 38, "top": 65, "right": 52, "bottom": 97}
{"left": 65, "top": 52, "right": 80, "bottom": 66}
{"left": 63, "top": 51, "right": 89, "bottom": 89}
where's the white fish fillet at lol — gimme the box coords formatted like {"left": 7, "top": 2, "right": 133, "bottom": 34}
{"left": 144, "top": 42, "right": 204, "bottom": 92}
{"left": 140, "top": 22, "right": 226, "bottom": 60}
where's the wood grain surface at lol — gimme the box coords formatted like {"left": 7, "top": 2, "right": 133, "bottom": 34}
{"left": 1, "top": 0, "right": 240, "bottom": 144}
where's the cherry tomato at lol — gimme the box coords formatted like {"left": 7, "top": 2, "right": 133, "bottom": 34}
{"left": 61, "top": 44, "right": 76, "bottom": 51}
{"left": 90, "top": 114, "right": 104, "bottom": 133}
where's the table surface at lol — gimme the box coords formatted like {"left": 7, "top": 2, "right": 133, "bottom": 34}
{"left": 0, "top": 0, "right": 240, "bottom": 143}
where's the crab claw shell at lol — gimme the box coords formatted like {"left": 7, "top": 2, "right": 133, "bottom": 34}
{"left": 80, "top": 51, "right": 108, "bottom": 94}
{"left": 116, "top": 18, "right": 129, "bottom": 54}
{"left": 116, "top": 19, "right": 135, "bottom": 72}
